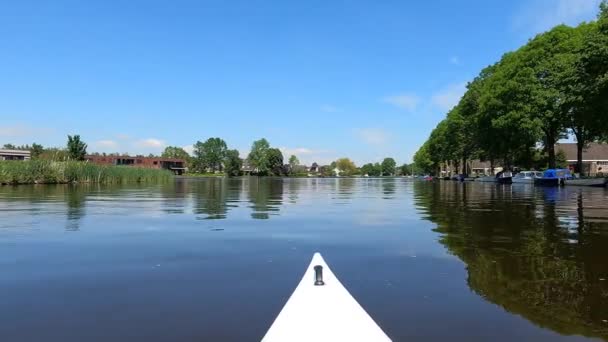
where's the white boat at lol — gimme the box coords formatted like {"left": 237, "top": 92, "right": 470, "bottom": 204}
{"left": 262, "top": 253, "right": 392, "bottom": 342}
{"left": 512, "top": 171, "right": 543, "bottom": 184}
{"left": 565, "top": 178, "right": 608, "bottom": 187}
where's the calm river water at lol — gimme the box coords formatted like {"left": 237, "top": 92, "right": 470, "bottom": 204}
{"left": 1, "top": 178, "right": 607, "bottom": 341}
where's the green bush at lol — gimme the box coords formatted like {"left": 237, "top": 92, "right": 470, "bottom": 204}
{"left": 0, "top": 160, "right": 173, "bottom": 185}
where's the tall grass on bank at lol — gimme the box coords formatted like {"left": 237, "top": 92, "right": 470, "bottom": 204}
{"left": 0, "top": 160, "right": 173, "bottom": 185}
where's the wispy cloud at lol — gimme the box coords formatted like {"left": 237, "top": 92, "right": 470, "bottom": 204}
{"left": 280, "top": 147, "right": 315, "bottom": 156}
{"left": 182, "top": 144, "right": 194, "bottom": 155}
{"left": 382, "top": 94, "right": 420, "bottom": 112}
{"left": 512, "top": 0, "right": 601, "bottom": 34}
{"left": 0, "top": 124, "right": 52, "bottom": 138}
{"left": 320, "top": 104, "right": 341, "bottom": 113}
{"left": 94, "top": 140, "right": 118, "bottom": 149}
{"left": 354, "top": 128, "right": 391, "bottom": 145}
{"left": 449, "top": 56, "right": 460, "bottom": 65}
{"left": 431, "top": 82, "right": 467, "bottom": 111}
{"left": 135, "top": 138, "right": 165, "bottom": 148}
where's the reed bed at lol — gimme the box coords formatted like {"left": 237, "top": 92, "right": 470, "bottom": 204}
{"left": 0, "top": 160, "right": 173, "bottom": 185}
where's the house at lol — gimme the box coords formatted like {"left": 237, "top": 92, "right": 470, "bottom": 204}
{"left": 85, "top": 155, "right": 186, "bottom": 175}
{"left": 556, "top": 142, "right": 608, "bottom": 176}
{"left": 0, "top": 149, "right": 31, "bottom": 161}
{"left": 309, "top": 162, "right": 319, "bottom": 173}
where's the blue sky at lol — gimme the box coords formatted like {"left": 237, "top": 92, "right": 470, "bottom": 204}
{"left": 0, "top": 0, "right": 603, "bottom": 165}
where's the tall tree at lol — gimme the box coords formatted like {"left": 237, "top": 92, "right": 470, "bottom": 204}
{"left": 67, "top": 135, "right": 87, "bottom": 161}
{"left": 224, "top": 149, "right": 242, "bottom": 177}
{"left": 288, "top": 155, "right": 300, "bottom": 175}
{"left": 381, "top": 157, "right": 396, "bottom": 176}
{"left": 267, "top": 148, "right": 284, "bottom": 176}
{"left": 335, "top": 158, "right": 357, "bottom": 176}
{"left": 248, "top": 138, "right": 271, "bottom": 175}
{"left": 193, "top": 138, "right": 227, "bottom": 172}
{"left": 162, "top": 146, "right": 190, "bottom": 160}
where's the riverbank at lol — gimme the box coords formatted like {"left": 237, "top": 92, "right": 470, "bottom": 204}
{"left": 0, "top": 160, "right": 173, "bottom": 185}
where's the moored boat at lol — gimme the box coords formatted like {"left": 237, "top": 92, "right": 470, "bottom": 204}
{"left": 535, "top": 169, "right": 573, "bottom": 187}
{"left": 496, "top": 171, "right": 513, "bottom": 184}
{"left": 262, "top": 253, "right": 392, "bottom": 342}
{"left": 564, "top": 177, "right": 608, "bottom": 187}
{"left": 512, "top": 171, "right": 543, "bottom": 184}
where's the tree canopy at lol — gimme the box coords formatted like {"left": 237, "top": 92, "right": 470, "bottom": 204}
{"left": 67, "top": 135, "right": 87, "bottom": 161}
{"left": 413, "top": 3, "right": 608, "bottom": 175}
{"left": 193, "top": 138, "right": 227, "bottom": 172}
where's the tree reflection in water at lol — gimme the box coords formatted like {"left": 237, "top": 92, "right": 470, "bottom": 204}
{"left": 413, "top": 181, "right": 608, "bottom": 339}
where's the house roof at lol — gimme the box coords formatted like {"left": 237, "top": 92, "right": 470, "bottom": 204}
{"left": 0, "top": 149, "right": 31, "bottom": 156}
{"left": 556, "top": 143, "right": 608, "bottom": 161}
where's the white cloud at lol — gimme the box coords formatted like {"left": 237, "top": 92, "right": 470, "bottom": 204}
{"left": 449, "top": 56, "right": 460, "bottom": 65}
{"left": 0, "top": 125, "right": 51, "bottom": 137}
{"left": 512, "top": 0, "right": 601, "bottom": 34}
{"left": 280, "top": 147, "right": 314, "bottom": 156}
{"left": 320, "top": 104, "right": 341, "bottom": 113}
{"left": 116, "top": 133, "right": 131, "bottom": 140}
{"left": 135, "top": 138, "right": 165, "bottom": 148}
{"left": 354, "top": 128, "right": 391, "bottom": 145}
{"left": 95, "top": 140, "right": 118, "bottom": 149}
{"left": 431, "top": 82, "right": 467, "bottom": 111}
{"left": 182, "top": 144, "right": 194, "bottom": 155}
{"left": 382, "top": 94, "right": 420, "bottom": 112}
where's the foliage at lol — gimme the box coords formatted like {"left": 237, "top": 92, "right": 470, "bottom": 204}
{"left": 193, "top": 137, "right": 227, "bottom": 172}
{"left": 161, "top": 146, "right": 191, "bottom": 162}
{"left": 361, "top": 162, "right": 382, "bottom": 177}
{"left": 67, "top": 135, "right": 87, "bottom": 161}
{"left": 414, "top": 4, "right": 608, "bottom": 172}
{"left": 381, "top": 157, "right": 396, "bottom": 176}
{"left": 335, "top": 158, "right": 357, "bottom": 176}
{"left": 223, "top": 149, "right": 242, "bottom": 177}
{"left": 288, "top": 154, "right": 300, "bottom": 175}
{"left": 0, "top": 160, "right": 172, "bottom": 185}
{"left": 267, "top": 148, "right": 284, "bottom": 176}
{"left": 399, "top": 163, "right": 412, "bottom": 176}
{"left": 248, "top": 138, "right": 271, "bottom": 175}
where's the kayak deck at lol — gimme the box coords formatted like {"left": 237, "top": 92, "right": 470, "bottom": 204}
{"left": 262, "top": 253, "right": 391, "bottom": 342}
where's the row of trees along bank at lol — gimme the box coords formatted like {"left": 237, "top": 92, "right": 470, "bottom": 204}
{"left": 162, "top": 138, "right": 410, "bottom": 177}
{"left": 414, "top": 3, "right": 608, "bottom": 176}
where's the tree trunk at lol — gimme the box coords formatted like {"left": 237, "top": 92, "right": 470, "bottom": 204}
{"left": 546, "top": 131, "right": 557, "bottom": 169}
{"left": 574, "top": 128, "right": 585, "bottom": 176}
{"left": 462, "top": 156, "right": 467, "bottom": 176}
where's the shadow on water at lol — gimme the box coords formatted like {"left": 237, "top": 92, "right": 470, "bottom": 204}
{"left": 413, "top": 181, "right": 608, "bottom": 340}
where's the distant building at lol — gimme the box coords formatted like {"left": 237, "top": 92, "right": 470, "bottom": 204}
{"left": 0, "top": 149, "right": 31, "bottom": 161}
{"left": 85, "top": 155, "right": 186, "bottom": 175}
{"left": 556, "top": 143, "right": 608, "bottom": 176}
{"left": 309, "top": 162, "right": 319, "bottom": 173}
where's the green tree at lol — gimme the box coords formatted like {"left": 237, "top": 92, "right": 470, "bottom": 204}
{"left": 398, "top": 163, "right": 412, "bottom": 176}
{"left": 288, "top": 155, "right": 300, "bottom": 175}
{"left": 381, "top": 157, "right": 397, "bottom": 176}
{"left": 2, "top": 143, "right": 16, "bottom": 149}
{"left": 29, "top": 143, "right": 44, "bottom": 159}
{"left": 267, "top": 148, "right": 284, "bottom": 176}
{"left": 413, "top": 143, "right": 434, "bottom": 175}
{"left": 193, "top": 138, "right": 227, "bottom": 172}
{"left": 224, "top": 149, "right": 242, "bottom": 177}
{"left": 335, "top": 158, "right": 357, "bottom": 176}
{"left": 67, "top": 135, "right": 87, "bottom": 161}
{"left": 248, "top": 138, "right": 271, "bottom": 175}
{"left": 162, "top": 146, "right": 190, "bottom": 160}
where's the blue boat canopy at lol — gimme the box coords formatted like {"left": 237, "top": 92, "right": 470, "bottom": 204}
{"left": 543, "top": 169, "right": 572, "bottom": 178}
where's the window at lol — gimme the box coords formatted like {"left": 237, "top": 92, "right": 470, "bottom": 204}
{"left": 153, "top": 161, "right": 158, "bottom": 165}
